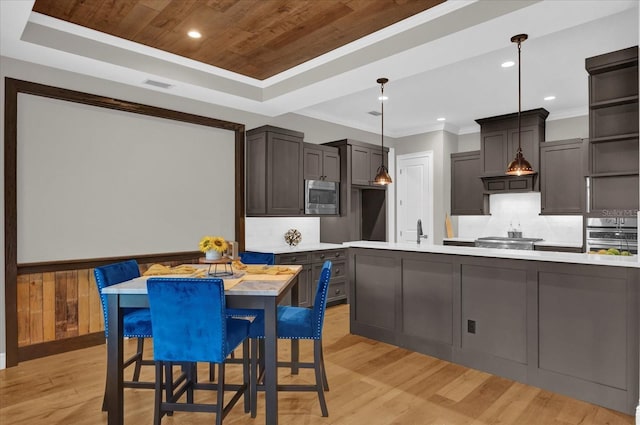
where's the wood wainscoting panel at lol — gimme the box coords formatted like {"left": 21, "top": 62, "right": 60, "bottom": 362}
{"left": 15, "top": 256, "right": 199, "bottom": 360}
{"left": 19, "top": 269, "right": 94, "bottom": 347}
{"left": 28, "top": 273, "right": 44, "bottom": 344}
{"left": 16, "top": 274, "right": 30, "bottom": 347}
{"left": 42, "top": 272, "right": 56, "bottom": 342}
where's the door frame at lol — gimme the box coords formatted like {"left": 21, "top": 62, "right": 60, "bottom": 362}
{"left": 395, "top": 151, "right": 434, "bottom": 244}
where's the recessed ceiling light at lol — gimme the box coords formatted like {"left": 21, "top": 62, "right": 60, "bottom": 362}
{"left": 544, "top": 95, "right": 556, "bottom": 101}
{"left": 437, "top": 117, "right": 446, "bottom": 122}
{"left": 188, "top": 30, "right": 202, "bottom": 39}
{"left": 501, "top": 61, "right": 515, "bottom": 68}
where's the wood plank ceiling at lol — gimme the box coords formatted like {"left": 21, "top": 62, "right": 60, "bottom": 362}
{"left": 32, "top": 0, "right": 444, "bottom": 80}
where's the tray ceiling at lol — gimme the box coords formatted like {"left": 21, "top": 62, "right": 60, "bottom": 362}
{"left": 32, "top": 0, "right": 444, "bottom": 80}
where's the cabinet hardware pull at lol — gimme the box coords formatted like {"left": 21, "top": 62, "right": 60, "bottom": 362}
{"left": 320, "top": 254, "right": 325, "bottom": 259}
{"left": 336, "top": 269, "right": 340, "bottom": 273}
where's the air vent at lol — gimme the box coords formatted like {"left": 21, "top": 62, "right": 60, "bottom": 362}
{"left": 368, "top": 111, "right": 382, "bottom": 116}
{"left": 143, "top": 79, "right": 173, "bottom": 89}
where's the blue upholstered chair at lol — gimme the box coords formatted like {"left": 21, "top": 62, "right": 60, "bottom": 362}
{"left": 94, "top": 259, "right": 155, "bottom": 411}
{"left": 146, "top": 278, "right": 251, "bottom": 425}
{"left": 248, "top": 260, "right": 333, "bottom": 417}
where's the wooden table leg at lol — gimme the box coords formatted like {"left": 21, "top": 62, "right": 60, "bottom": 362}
{"left": 106, "top": 294, "right": 124, "bottom": 425}
{"left": 263, "top": 297, "right": 278, "bottom": 425}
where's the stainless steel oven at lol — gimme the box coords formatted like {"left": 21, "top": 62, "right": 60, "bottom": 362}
{"left": 586, "top": 217, "right": 637, "bottom": 254}
{"left": 305, "top": 180, "right": 339, "bottom": 215}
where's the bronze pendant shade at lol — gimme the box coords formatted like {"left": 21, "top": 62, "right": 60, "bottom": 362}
{"left": 505, "top": 33, "right": 534, "bottom": 176}
{"left": 373, "top": 77, "right": 393, "bottom": 185}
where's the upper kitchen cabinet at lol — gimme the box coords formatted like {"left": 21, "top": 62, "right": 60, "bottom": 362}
{"left": 586, "top": 46, "right": 639, "bottom": 216}
{"left": 476, "top": 108, "right": 549, "bottom": 192}
{"left": 246, "top": 125, "right": 304, "bottom": 216}
{"left": 303, "top": 143, "right": 340, "bottom": 182}
{"left": 540, "top": 139, "right": 587, "bottom": 215}
{"left": 350, "top": 143, "right": 389, "bottom": 187}
{"left": 450, "top": 150, "right": 488, "bottom": 215}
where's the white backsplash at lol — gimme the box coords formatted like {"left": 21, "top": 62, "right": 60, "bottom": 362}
{"left": 458, "top": 192, "right": 583, "bottom": 244}
{"left": 245, "top": 217, "right": 320, "bottom": 250}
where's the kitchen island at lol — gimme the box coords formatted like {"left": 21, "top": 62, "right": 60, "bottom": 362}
{"left": 344, "top": 241, "right": 639, "bottom": 419}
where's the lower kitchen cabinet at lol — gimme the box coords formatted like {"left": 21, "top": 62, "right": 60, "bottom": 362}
{"left": 349, "top": 247, "right": 639, "bottom": 415}
{"left": 275, "top": 248, "right": 347, "bottom": 307}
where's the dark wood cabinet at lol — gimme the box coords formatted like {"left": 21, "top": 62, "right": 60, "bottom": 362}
{"left": 303, "top": 143, "right": 340, "bottom": 182}
{"left": 476, "top": 108, "right": 549, "bottom": 191}
{"left": 586, "top": 46, "right": 639, "bottom": 216}
{"left": 450, "top": 150, "right": 487, "bottom": 215}
{"left": 246, "top": 126, "right": 304, "bottom": 216}
{"left": 539, "top": 139, "right": 587, "bottom": 215}
{"left": 350, "top": 144, "right": 388, "bottom": 186}
{"left": 275, "top": 248, "right": 347, "bottom": 307}
{"left": 320, "top": 139, "right": 389, "bottom": 243}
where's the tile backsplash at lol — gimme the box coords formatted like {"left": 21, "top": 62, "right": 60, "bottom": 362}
{"left": 458, "top": 192, "right": 583, "bottom": 244}
{"left": 245, "top": 217, "right": 320, "bottom": 249}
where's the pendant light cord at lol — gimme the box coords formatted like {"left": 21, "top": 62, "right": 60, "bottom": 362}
{"left": 517, "top": 36, "right": 522, "bottom": 165}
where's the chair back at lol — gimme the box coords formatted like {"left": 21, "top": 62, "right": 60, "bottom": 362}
{"left": 146, "top": 278, "right": 229, "bottom": 363}
{"left": 239, "top": 251, "right": 275, "bottom": 265}
{"left": 94, "top": 259, "right": 141, "bottom": 337}
{"left": 311, "top": 260, "right": 333, "bottom": 339}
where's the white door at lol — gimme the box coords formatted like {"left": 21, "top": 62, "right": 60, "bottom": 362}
{"left": 396, "top": 152, "right": 433, "bottom": 244}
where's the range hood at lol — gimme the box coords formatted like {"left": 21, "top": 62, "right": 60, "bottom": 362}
{"left": 480, "top": 173, "right": 538, "bottom": 193}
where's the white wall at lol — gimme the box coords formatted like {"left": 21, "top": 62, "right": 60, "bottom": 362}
{"left": 391, "top": 130, "right": 454, "bottom": 244}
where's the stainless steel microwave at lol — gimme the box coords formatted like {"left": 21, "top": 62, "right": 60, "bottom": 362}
{"left": 305, "top": 180, "right": 339, "bottom": 215}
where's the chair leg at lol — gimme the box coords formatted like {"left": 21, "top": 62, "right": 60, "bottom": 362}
{"left": 186, "top": 363, "right": 195, "bottom": 404}
{"left": 314, "top": 340, "right": 329, "bottom": 417}
{"left": 250, "top": 338, "right": 259, "bottom": 418}
{"left": 216, "top": 363, "right": 225, "bottom": 425}
{"left": 101, "top": 376, "right": 108, "bottom": 411}
{"left": 153, "top": 362, "right": 163, "bottom": 425}
{"left": 242, "top": 339, "right": 250, "bottom": 413}
{"left": 164, "top": 362, "right": 174, "bottom": 416}
{"left": 320, "top": 343, "right": 329, "bottom": 391}
{"left": 132, "top": 338, "right": 145, "bottom": 381}
{"left": 209, "top": 362, "right": 216, "bottom": 382}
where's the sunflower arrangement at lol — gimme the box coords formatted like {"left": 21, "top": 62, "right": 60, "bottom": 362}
{"left": 199, "top": 236, "right": 228, "bottom": 254}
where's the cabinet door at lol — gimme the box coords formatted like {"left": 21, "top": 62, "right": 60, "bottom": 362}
{"left": 322, "top": 150, "right": 341, "bottom": 182}
{"left": 246, "top": 133, "right": 267, "bottom": 215}
{"left": 369, "top": 149, "right": 386, "bottom": 183}
{"left": 351, "top": 145, "right": 371, "bottom": 185}
{"left": 303, "top": 146, "right": 323, "bottom": 181}
{"left": 267, "top": 133, "right": 304, "bottom": 215}
{"left": 451, "top": 151, "right": 485, "bottom": 215}
{"left": 508, "top": 125, "right": 539, "bottom": 171}
{"left": 297, "top": 264, "right": 313, "bottom": 308}
{"left": 540, "top": 140, "right": 585, "bottom": 214}
{"left": 480, "top": 130, "right": 508, "bottom": 175}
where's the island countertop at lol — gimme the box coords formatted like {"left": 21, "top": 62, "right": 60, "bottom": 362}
{"left": 343, "top": 240, "right": 640, "bottom": 268}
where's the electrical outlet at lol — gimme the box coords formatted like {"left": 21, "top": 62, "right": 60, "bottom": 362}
{"left": 467, "top": 319, "right": 476, "bottom": 334}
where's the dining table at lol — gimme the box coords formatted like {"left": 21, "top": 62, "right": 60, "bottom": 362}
{"left": 101, "top": 263, "right": 302, "bottom": 425}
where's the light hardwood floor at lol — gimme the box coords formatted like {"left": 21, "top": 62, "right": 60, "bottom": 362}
{"left": 0, "top": 304, "right": 634, "bottom": 425}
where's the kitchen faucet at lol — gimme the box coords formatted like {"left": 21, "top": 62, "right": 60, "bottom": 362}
{"left": 417, "top": 219, "right": 423, "bottom": 244}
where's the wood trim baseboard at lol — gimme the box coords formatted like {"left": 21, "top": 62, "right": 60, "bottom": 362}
{"left": 18, "top": 332, "right": 105, "bottom": 362}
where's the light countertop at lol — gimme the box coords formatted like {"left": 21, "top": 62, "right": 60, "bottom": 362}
{"left": 344, "top": 240, "right": 640, "bottom": 268}
{"left": 245, "top": 243, "right": 345, "bottom": 255}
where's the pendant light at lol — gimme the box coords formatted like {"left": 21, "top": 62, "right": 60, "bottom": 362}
{"left": 505, "top": 33, "right": 534, "bottom": 176}
{"left": 373, "top": 77, "right": 393, "bottom": 185}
